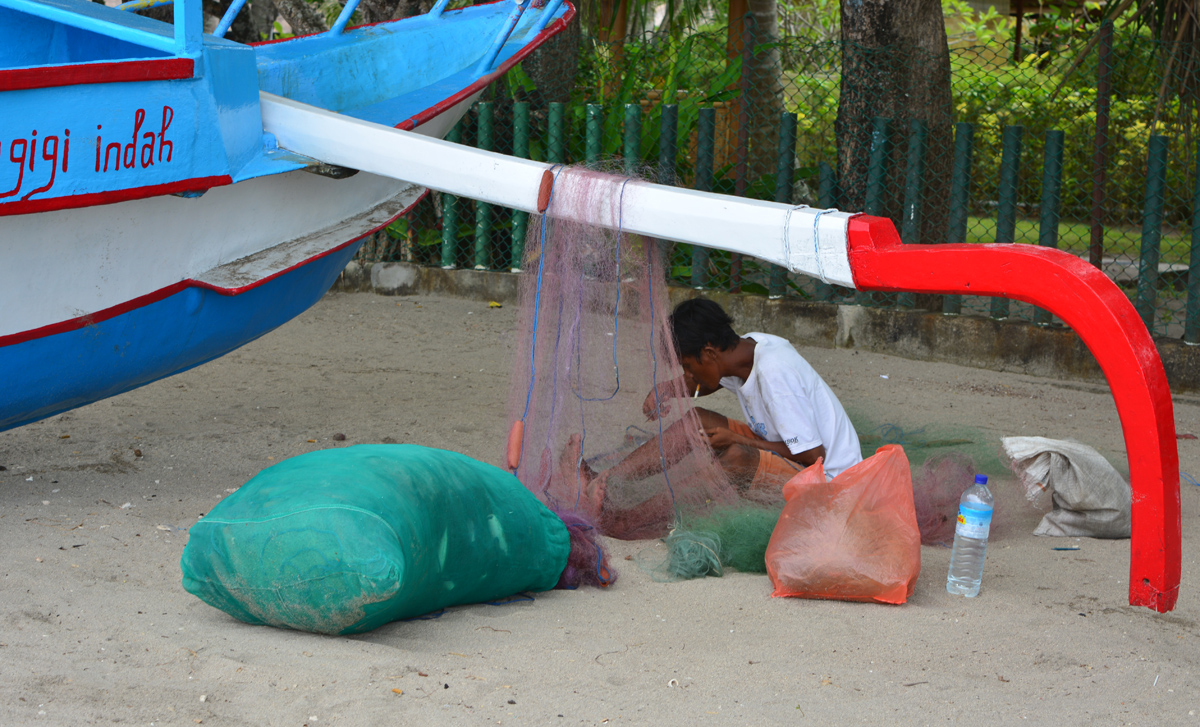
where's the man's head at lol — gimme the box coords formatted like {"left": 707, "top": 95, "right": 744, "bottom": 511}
{"left": 669, "top": 298, "right": 740, "bottom": 387}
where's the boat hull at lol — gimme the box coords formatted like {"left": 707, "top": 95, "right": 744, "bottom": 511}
{"left": 0, "top": 233, "right": 362, "bottom": 431}
{"left": 0, "top": 92, "right": 470, "bottom": 432}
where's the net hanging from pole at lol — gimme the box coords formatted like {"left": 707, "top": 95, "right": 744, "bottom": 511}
{"left": 504, "top": 167, "right": 741, "bottom": 540}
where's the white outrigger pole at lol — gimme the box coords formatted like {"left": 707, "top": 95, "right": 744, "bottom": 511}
{"left": 261, "top": 93, "right": 858, "bottom": 287}
{"left": 261, "top": 92, "right": 1182, "bottom": 614}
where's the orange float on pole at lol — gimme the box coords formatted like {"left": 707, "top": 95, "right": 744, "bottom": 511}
{"left": 847, "top": 215, "right": 1181, "bottom": 612}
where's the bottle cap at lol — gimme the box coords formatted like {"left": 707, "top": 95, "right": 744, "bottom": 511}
{"left": 974, "top": 474, "right": 988, "bottom": 485}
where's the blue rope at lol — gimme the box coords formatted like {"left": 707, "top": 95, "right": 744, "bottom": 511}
{"left": 875, "top": 423, "right": 927, "bottom": 447}
{"left": 573, "top": 404, "right": 588, "bottom": 511}
{"left": 572, "top": 178, "right": 631, "bottom": 405}
{"left": 1183, "top": 472, "right": 1199, "bottom": 487}
{"left": 519, "top": 165, "right": 564, "bottom": 425}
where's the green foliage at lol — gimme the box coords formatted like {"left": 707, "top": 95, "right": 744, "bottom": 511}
{"left": 1026, "top": 1, "right": 1105, "bottom": 43}
{"left": 387, "top": 218, "right": 440, "bottom": 247}
{"left": 778, "top": 0, "right": 840, "bottom": 44}
{"left": 951, "top": 35, "right": 1195, "bottom": 232}
{"left": 572, "top": 29, "right": 738, "bottom": 107}
{"left": 505, "top": 63, "right": 539, "bottom": 99}
{"left": 942, "top": 0, "right": 1012, "bottom": 46}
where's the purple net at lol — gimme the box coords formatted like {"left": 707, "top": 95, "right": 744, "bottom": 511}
{"left": 912, "top": 453, "right": 976, "bottom": 546}
{"left": 552, "top": 508, "right": 616, "bottom": 589}
{"left": 504, "top": 167, "right": 741, "bottom": 540}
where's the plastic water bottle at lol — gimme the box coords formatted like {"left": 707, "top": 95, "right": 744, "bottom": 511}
{"left": 946, "top": 474, "right": 993, "bottom": 597}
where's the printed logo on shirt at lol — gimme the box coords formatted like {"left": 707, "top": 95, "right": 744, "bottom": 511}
{"left": 749, "top": 417, "right": 768, "bottom": 439}
{"left": 785, "top": 436, "right": 799, "bottom": 446}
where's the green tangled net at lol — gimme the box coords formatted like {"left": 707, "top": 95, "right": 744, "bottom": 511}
{"left": 652, "top": 506, "right": 784, "bottom": 581}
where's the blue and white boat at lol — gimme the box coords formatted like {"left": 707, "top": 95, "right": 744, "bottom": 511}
{"left": 0, "top": 0, "right": 1184, "bottom": 612}
{"left": 0, "top": 0, "right": 572, "bottom": 431}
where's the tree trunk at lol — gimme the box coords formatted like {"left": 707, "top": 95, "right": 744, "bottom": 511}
{"left": 203, "top": 0, "right": 276, "bottom": 43}
{"left": 727, "top": 0, "right": 783, "bottom": 191}
{"left": 359, "top": 0, "right": 434, "bottom": 23}
{"left": 275, "top": 0, "right": 329, "bottom": 35}
{"left": 596, "top": 0, "right": 628, "bottom": 96}
{"left": 745, "top": 0, "right": 782, "bottom": 188}
{"left": 597, "top": 0, "right": 628, "bottom": 41}
{"left": 836, "top": 0, "right": 953, "bottom": 246}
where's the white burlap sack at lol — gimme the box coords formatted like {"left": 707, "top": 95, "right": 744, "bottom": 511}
{"left": 1001, "top": 436, "right": 1131, "bottom": 539}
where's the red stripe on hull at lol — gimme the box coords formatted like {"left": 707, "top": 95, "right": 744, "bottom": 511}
{"left": 396, "top": 5, "right": 576, "bottom": 131}
{"left": 0, "top": 175, "right": 232, "bottom": 218}
{"left": 0, "top": 58, "right": 195, "bottom": 92}
{"left": 0, "top": 191, "right": 425, "bottom": 349}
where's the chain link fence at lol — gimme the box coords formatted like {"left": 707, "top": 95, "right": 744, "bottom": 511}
{"left": 357, "top": 21, "right": 1199, "bottom": 339}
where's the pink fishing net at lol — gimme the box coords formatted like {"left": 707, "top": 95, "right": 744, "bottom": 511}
{"left": 911, "top": 453, "right": 976, "bottom": 546}
{"left": 504, "top": 167, "right": 741, "bottom": 540}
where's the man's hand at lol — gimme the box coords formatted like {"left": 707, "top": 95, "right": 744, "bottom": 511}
{"left": 642, "top": 374, "right": 695, "bottom": 421}
{"left": 642, "top": 385, "right": 672, "bottom": 421}
{"left": 703, "top": 426, "right": 738, "bottom": 451}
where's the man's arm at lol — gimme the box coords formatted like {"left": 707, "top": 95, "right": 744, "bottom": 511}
{"left": 704, "top": 426, "right": 824, "bottom": 465}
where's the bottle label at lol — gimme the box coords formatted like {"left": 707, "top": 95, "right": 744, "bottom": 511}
{"left": 956, "top": 506, "right": 992, "bottom": 539}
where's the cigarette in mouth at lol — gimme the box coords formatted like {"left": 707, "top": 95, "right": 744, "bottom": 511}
{"left": 693, "top": 384, "right": 700, "bottom": 398}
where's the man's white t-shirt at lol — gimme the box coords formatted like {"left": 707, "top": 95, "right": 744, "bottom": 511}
{"left": 719, "top": 332, "right": 862, "bottom": 479}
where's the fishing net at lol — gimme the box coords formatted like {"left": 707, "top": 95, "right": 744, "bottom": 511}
{"left": 675, "top": 505, "right": 782, "bottom": 575}
{"left": 912, "top": 452, "right": 977, "bottom": 546}
{"left": 847, "top": 410, "right": 1032, "bottom": 543}
{"left": 849, "top": 415, "right": 1007, "bottom": 476}
{"left": 180, "top": 444, "right": 593, "bottom": 635}
{"left": 628, "top": 503, "right": 785, "bottom": 581}
{"left": 505, "top": 167, "right": 744, "bottom": 541}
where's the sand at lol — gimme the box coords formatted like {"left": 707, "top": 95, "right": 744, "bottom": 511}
{"left": 2, "top": 291, "right": 1199, "bottom": 726}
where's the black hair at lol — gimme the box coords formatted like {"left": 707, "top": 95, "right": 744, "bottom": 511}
{"left": 669, "top": 298, "right": 740, "bottom": 359}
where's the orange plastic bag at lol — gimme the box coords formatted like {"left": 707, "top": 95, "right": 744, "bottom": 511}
{"left": 766, "top": 445, "right": 921, "bottom": 604}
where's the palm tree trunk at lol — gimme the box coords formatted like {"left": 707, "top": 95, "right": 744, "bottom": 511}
{"left": 726, "top": 0, "right": 783, "bottom": 191}
{"left": 836, "top": 0, "right": 953, "bottom": 245}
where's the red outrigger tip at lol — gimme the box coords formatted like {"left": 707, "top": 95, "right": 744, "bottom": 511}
{"left": 846, "top": 215, "right": 1181, "bottom": 612}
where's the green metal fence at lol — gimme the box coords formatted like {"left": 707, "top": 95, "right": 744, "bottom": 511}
{"left": 356, "top": 23, "right": 1200, "bottom": 339}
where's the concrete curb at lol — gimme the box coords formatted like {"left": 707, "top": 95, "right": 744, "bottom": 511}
{"left": 336, "top": 261, "right": 1200, "bottom": 392}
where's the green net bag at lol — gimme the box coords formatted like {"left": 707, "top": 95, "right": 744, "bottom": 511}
{"left": 181, "top": 444, "right": 570, "bottom": 635}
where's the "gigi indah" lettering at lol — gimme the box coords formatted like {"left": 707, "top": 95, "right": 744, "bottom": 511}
{"left": 0, "top": 104, "right": 176, "bottom": 203}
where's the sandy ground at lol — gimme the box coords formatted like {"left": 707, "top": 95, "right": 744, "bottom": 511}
{"left": 3, "top": 291, "right": 1200, "bottom": 726}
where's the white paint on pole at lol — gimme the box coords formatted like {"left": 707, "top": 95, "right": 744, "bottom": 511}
{"left": 781, "top": 207, "right": 856, "bottom": 286}
{"left": 260, "top": 93, "right": 858, "bottom": 288}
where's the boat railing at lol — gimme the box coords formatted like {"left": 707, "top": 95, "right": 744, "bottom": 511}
{"left": 214, "top": 0, "right": 247, "bottom": 37}
{"left": 533, "top": 0, "right": 565, "bottom": 31}
{"left": 473, "top": 0, "right": 530, "bottom": 77}
{"left": 1, "top": 0, "right": 203, "bottom": 57}
{"left": 114, "top": 0, "right": 250, "bottom": 40}
{"left": 328, "top": 0, "right": 361, "bottom": 34}
{"left": 474, "top": 0, "right": 565, "bottom": 76}
{"left": 182, "top": 0, "right": 563, "bottom": 60}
